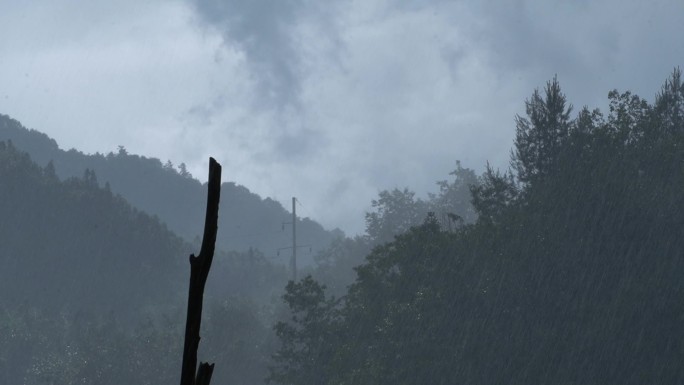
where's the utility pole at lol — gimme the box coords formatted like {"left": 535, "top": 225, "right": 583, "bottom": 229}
{"left": 278, "top": 197, "right": 310, "bottom": 281}
{"left": 291, "top": 197, "right": 297, "bottom": 281}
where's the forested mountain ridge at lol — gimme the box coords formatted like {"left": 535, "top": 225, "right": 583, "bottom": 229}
{"left": 0, "top": 139, "right": 187, "bottom": 315}
{"left": 0, "top": 113, "right": 480, "bottom": 384}
{"left": 0, "top": 115, "right": 341, "bottom": 264}
{"left": 0, "top": 139, "right": 289, "bottom": 384}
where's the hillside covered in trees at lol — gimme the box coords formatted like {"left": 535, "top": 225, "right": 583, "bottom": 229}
{"left": 0, "top": 120, "right": 479, "bottom": 383}
{"left": 270, "top": 69, "right": 684, "bottom": 385}
{"left": 0, "top": 140, "right": 292, "bottom": 384}
{"left": 0, "top": 118, "right": 341, "bottom": 264}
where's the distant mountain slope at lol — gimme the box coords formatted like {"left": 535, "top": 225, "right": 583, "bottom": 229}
{"left": 0, "top": 138, "right": 290, "bottom": 385}
{"left": 0, "top": 114, "right": 341, "bottom": 265}
{"left": 0, "top": 139, "right": 188, "bottom": 315}
{"left": 0, "top": 136, "right": 289, "bottom": 314}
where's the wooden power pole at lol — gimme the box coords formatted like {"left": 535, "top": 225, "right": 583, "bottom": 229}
{"left": 179, "top": 157, "right": 222, "bottom": 385}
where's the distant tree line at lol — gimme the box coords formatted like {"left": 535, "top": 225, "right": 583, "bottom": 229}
{"left": 0, "top": 116, "right": 340, "bottom": 261}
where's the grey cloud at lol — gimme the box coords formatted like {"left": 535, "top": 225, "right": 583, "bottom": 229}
{"left": 272, "top": 127, "right": 328, "bottom": 162}
{"left": 4, "top": 0, "right": 682, "bottom": 235}
{"left": 474, "top": 2, "right": 592, "bottom": 79}
{"left": 470, "top": 0, "right": 683, "bottom": 105}
{"left": 187, "top": 0, "right": 343, "bottom": 166}
{"left": 190, "top": 0, "right": 313, "bottom": 108}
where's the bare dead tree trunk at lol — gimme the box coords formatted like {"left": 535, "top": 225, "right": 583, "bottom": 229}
{"left": 180, "top": 157, "right": 222, "bottom": 385}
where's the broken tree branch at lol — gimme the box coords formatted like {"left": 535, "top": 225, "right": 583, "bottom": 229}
{"left": 180, "top": 157, "right": 222, "bottom": 385}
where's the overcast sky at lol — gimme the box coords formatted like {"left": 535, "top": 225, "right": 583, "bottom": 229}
{"left": 1, "top": 0, "right": 682, "bottom": 235}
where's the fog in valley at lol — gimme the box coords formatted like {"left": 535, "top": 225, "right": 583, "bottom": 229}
{"left": 1, "top": 1, "right": 684, "bottom": 384}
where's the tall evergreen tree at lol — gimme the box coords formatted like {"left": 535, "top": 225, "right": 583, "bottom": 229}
{"left": 512, "top": 75, "right": 573, "bottom": 184}
{"left": 654, "top": 67, "right": 684, "bottom": 135}
{"left": 606, "top": 89, "right": 650, "bottom": 144}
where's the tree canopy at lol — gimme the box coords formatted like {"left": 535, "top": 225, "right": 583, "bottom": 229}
{"left": 271, "top": 69, "right": 684, "bottom": 385}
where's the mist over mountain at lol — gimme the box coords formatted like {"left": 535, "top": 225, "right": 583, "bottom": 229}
{"left": 3, "top": 69, "right": 684, "bottom": 384}
{"left": 0, "top": 139, "right": 187, "bottom": 316}
{"left": 0, "top": 111, "right": 480, "bottom": 384}
{"left": 0, "top": 114, "right": 342, "bottom": 266}
{"left": 0, "top": 138, "right": 291, "bottom": 384}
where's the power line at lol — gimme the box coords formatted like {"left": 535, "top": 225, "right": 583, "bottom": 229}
{"left": 278, "top": 197, "right": 311, "bottom": 281}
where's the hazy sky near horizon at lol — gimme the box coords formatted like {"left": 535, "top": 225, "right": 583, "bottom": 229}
{"left": 1, "top": 0, "right": 682, "bottom": 235}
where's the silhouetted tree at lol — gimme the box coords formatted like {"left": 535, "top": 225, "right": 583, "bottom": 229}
{"left": 512, "top": 75, "right": 572, "bottom": 184}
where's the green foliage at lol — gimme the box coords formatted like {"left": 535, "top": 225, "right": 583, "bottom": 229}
{"left": 654, "top": 67, "right": 684, "bottom": 135}
{"left": 272, "top": 70, "right": 684, "bottom": 385}
{"left": 203, "top": 297, "right": 277, "bottom": 385}
{"left": 0, "top": 141, "right": 187, "bottom": 314}
{"left": 365, "top": 188, "right": 428, "bottom": 245}
{"left": 17, "top": 309, "right": 183, "bottom": 385}
{"left": 364, "top": 163, "right": 478, "bottom": 245}
{"left": 269, "top": 276, "right": 341, "bottom": 385}
{"left": 311, "top": 162, "right": 478, "bottom": 298}
{"left": 470, "top": 162, "right": 518, "bottom": 224}
{"left": 428, "top": 161, "right": 479, "bottom": 228}
{"left": 0, "top": 142, "right": 292, "bottom": 384}
{"left": 311, "top": 236, "right": 373, "bottom": 297}
{"left": 0, "top": 114, "right": 338, "bottom": 261}
{"left": 339, "top": 215, "right": 453, "bottom": 385}
{"left": 512, "top": 75, "right": 573, "bottom": 184}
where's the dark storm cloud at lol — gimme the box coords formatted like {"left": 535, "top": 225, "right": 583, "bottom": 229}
{"left": 190, "top": 0, "right": 313, "bottom": 108}
{"left": 187, "top": 0, "right": 346, "bottom": 164}
{"left": 469, "top": 0, "right": 684, "bottom": 106}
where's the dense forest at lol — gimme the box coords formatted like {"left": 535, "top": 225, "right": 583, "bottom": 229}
{"left": 270, "top": 69, "right": 684, "bottom": 385}
{"left": 0, "top": 138, "right": 294, "bottom": 384}
{"left": 1, "top": 69, "right": 683, "bottom": 384}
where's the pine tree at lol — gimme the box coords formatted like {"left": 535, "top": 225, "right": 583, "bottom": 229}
{"left": 654, "top": 67, "right": 684, "bottom": 135}
{"left": 512, "top": 76, "right": 572, "bottom": 184}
